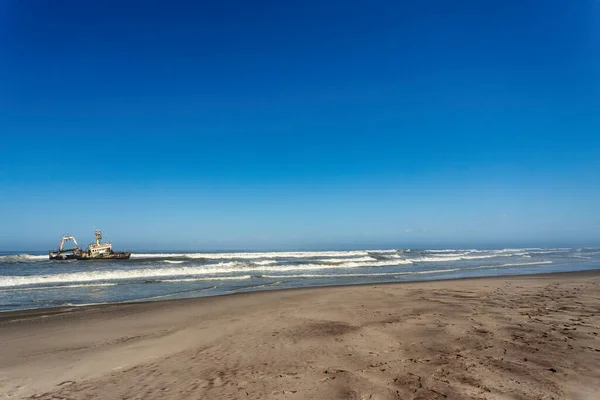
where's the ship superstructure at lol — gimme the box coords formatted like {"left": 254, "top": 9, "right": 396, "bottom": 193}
{"left": 78, "top": 229, "right": 131, "bottom": 260}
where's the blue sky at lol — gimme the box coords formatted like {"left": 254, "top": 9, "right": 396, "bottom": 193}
{"left": 1, "top": 1, "right": 599, "bottom": 250}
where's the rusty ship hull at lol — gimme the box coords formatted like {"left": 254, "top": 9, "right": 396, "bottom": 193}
{"left": 77, "top": 252, "right": 131, "bottom": 260}
{"left": 49, "top": 252, "right": 81, "bottom": 261}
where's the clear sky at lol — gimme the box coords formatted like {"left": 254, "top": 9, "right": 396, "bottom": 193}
{"left": 1, "top": 1, "right": 599, "bottom": 251}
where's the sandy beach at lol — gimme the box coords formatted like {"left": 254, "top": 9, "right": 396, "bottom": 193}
{"left": 1, "top": 271, "right": 599, "bottom": 400}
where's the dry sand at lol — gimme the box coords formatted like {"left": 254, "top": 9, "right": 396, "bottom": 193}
{"left": 1, "top": 271, "right": 599, "bottom": 400}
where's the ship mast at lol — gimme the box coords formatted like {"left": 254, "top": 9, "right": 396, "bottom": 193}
{"left": 95, "top": 229, "right": 102, "bottom": 246}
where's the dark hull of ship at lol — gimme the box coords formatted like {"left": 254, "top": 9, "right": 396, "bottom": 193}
{"left": 77, "top": 252, "right": 132, "bottom": 260}
{"left": 49, "top": 253, "right": 80, "bottom": 260}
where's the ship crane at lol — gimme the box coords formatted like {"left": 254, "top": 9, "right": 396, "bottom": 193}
{"left": 49, "top": 235, "right": 82, "bottom": 260}
{"left": 58, "top": 235, "right": 80, "bottom": 252}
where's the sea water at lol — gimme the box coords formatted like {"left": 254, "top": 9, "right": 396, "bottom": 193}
{"left": 1, "top": 248, "right": 599, "bottom": 311}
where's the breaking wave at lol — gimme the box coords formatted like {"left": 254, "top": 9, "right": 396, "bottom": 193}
{"left": 0, "top": 254, "right": 47, "bottom": 263}
{"left": 0, "top": 257, "right": 556, "bottom": 289}
{"left": 258, "top": 261, "right": 553, "bottom": 279}
{"left": 129, "top": 250, "right": 384, "bottom": 260}
{"left": 2, "top": 246, "right": 597, "bottom": 311}
{"left": 0, "top": 259, "right": 414, "bottom": 288}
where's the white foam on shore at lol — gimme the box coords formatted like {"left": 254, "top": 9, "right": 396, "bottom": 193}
{"left": 0, "top": 260, "right": 556, "bottom": 299}
{"left": 0, "top": 282, "right": 119, "bottom": 292}
{"left": 0, "top": 259, "right": 412, "bottom": 288}
{"left": 258, "top": 268, "right": 463, "bottom": 280}
{"left": 259, "top": 261, "right": 553, "bottom": 279}
{"left": 0, "top": 257, "right": 555, "bottom": 289}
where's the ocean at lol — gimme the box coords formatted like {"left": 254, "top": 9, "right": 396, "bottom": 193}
{"left": 1, "top": 247, "right": 599, "bottom": 312}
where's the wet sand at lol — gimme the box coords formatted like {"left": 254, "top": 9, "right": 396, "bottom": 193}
{"left": 1, "top": 271, "right": 599, "bottom": 399}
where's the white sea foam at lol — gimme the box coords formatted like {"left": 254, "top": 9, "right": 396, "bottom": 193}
{"left": 0, "top": 255, "right": 556, "bottom": 289}
{"left": 421, "top": 248, "right": 556, "bottom": 256}
{"left": 251, "top": 260, "right": 279, "bottom": 265}
{"left": 0, "top": 259, "right": 555, "bottom": 296}
{"left": 260, "top": 272, "right": 399, "bottom": 279}
{"left": 0, "top": 254, "right": 48, "bottom": 263}
{"left": 130, "top": 250, "right": 389, "bottom": 260}
{"left": 411, "top": 254, "right": 497, "bottom": 262}
{"left": 423, "top": 249, "right": 479, "bottom": 253}
{"left": 410, "top": 251, "right": 538, "bottom": 262}
{"left": 310, "top": 256, "right": 376, "bottom": 264}
{"left": 259, "top": 268, "right": 461, "bottom": 280}
{"left": 0, "top": 248, "right": 567, "bottom": 265}
{"left": 0, "top": 259, "right": 413, "bottom": 288}
{"left": 259, "top": 261, "right": 553, "bottom": 280}
{"left": 0, "top": 283, "right": 119, "bottom": 292}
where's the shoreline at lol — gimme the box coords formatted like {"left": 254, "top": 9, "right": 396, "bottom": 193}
{"left": 1, "top": 268, "right": 599, "bottom": 320}
{"left": 1, "top": 270, "right": 599, "bottom": 399}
